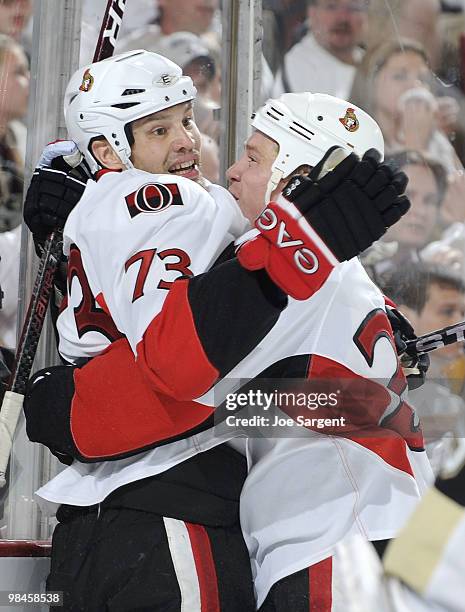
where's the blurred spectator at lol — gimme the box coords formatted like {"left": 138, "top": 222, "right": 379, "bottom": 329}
{"left": 142, "top": 31, "right": 220, "bottom": 104}
{"left": 366, "top": 0, "right": 465, "bottom": 165}
{"left": 273, "top": 0, "right": 369, "bottom": 98}
{"left": 387, "top": 263, "right": 465, "bottom": 361}
{"left": 422, "top": 239, "right": 464, "bottom": 271}
{"left": 200, "top": 133, "right": 219, "bottom": 183}
{"left": 362, "top": 150, "right": 447, "bottom": 278}
{"left": 438, "top": 4, "right": 464, "bottom": 89}
{"left": 194, "top": 97, "right": 220, "bottom": 141}
{"left": 118, "top": 3, "right": 274, "bottom": 108}
{"left": 156, "top": 0, "right": 217, "bottom": 36}
{"left": 366, "top": 0, "right": 442, "bottom": 70}
{"left": 350, "top": 39, "right": 463, "bottom": 173}
{"left": 382, "top": 262, "right": 465, "bottom": 397}
{"left": 0, "top": 223, "right": 19, "bottom": 349}
{"left": 118, "top": 0, "right": 218, "bottom": 53}
{"left": 262, "top": 0, "right": 307, "bottom": 74}
{"left": 384, "top": 151, "right": 447, "bottom": 252}
{"left": 0, "top": 35, "right": 28, "bottom": 232}
{"left": 80, "top": 0, "right": 156, "bottom": 64}
{"left": 0, "top": 0, "right": 32, "bottom": 42}
{"left": 120, "top": 30, "right": 221, "bottom": 141}
{"left": 439, "top": 167, "right": 465, "bottom": 227}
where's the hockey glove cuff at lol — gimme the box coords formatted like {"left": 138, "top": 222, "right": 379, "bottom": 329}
{"left": 237, "top": 196, "right": 338, "bottom": 299}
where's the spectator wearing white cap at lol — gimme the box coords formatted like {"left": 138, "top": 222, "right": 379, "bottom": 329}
{"left": 119, "top": 30, "right": 221, "bottom": 143}
{"left": 150, "top": 31, "right": 219, "bottom": 101}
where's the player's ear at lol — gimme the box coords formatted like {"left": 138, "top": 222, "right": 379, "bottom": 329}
{"left": 90, "top": 138, "right": 124, "bottom": 170}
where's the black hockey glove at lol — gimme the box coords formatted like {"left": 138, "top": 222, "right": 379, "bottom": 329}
{"left": 284, "top": 147, "right": 410, "bottom": 260}
{"left": 24, "top": 363, "right": 80, "bottom": 465}
{"left": 23, "top": 167, "right": 87, "bottom": 248}
{"left": 386, "top": 306, "right": 430, "bottom": 390}
{"left": 24, "top": 140, "right": 91, "bottom": 252}
{"left": 237, "top": 147, "right": 410, "bottom": 300}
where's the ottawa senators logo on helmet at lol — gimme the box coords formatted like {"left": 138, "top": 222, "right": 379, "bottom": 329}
{"left": 79, "top": 69, "right": 94, "bottom": 92}
{"left": 339, "top": 108, "right": 359, "bottom": 132}
{"left": 125, "top": 183, "right": 184, "bottom": 218}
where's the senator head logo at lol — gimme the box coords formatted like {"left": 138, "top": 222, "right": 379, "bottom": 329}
{"left": 339, "top": 108, "right": 359, "bottom": 132}
{"left": 79, "top": 69, "right": 94, "bottom": 92}
{"left": 125, "top": 182, "right": 184, "bottom": 218}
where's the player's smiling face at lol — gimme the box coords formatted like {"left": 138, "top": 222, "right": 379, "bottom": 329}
{"left": 129, "top": 101, "right": 202, "bottom": 181}
{"left": 227, "top": 131, "right": 279, "bottom": 222}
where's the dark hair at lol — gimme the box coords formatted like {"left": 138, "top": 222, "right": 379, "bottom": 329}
{"left": 380, "top": 262, "right": 465, "bottom": 314}
{"left": 385, "top": 150, "right": 448, "bottom": 207}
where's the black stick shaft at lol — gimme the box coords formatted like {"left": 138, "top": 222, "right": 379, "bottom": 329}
{"left": 10, "top": 230, "right": 62, "bottom": 395}
{"left": 405, "top": 320, "right": 465, "bottom": 356}
{"left": 0, "top": 0, "right": 128, "bottom": 486}
{"left": 93, "top": 0, "right": 127, "bottom": 62}
{"left": 11, "top": 0, "right": 128, "bottom": 390}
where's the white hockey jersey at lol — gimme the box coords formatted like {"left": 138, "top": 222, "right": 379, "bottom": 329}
{"left": 35, "top": 169, "right": 432, "bottom": 607}
{"left": 57, "top": 169, "right": 248, "bottom": 362}
{"left": 224, "top": 260, "right": 433, "bottom": 606}
{"left": 36, "top": 169, "right": 253, "bottom": 510}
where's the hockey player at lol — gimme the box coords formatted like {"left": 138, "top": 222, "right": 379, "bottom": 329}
{"left": 226, "top": 98, "right": 433, "bottom": 610}
{"left": 23, "top": 51, "right": 423, "bottom": 611}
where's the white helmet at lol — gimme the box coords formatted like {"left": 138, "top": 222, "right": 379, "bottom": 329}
{"left": 252, "top": 92, "right": 385, "bottom": 201}
{"left": 64, "top": 49, "right": 197, "bottom": 174}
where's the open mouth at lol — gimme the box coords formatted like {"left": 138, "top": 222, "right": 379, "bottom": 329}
{"left": 168, "top": 160, "right": 199, "bottom": 176}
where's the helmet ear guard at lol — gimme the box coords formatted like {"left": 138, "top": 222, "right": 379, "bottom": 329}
{"left": 251, "top": 92, "right": 385, "bottom": 203}
{"left": 64, "top": 50, "right": 197, "bottom": 174}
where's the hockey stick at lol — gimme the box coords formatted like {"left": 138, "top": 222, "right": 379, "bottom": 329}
{"left": 0, "top": 0, "right": 128, "bottom": 488}
{"left": 404, "top": 319, "right": 465, "bottom": 358}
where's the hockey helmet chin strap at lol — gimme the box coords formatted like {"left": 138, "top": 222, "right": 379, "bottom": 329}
{"left": 94, "top": 143, "right": 135, "bottom": 174}
{"left": 264, "top": 167, "right": 285, "bottom": 206}
{"left": 121, "top": 155, "right": 134, "bottom": 171}
{"left": 115, "top": 141, "right": 134, "bottom": 171}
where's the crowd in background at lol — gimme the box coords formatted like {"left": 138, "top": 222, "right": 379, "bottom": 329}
{"left": 270, "top": 0, "right": 465, "bottom": 463}
{"left": 2, "top": 0, "right": 465, "bottom": 466}
{"left": 0, "top": 0, "right": 31, "bottom": 357}
{"left": 105, "top": 0, "right": 465, "bottom": 464}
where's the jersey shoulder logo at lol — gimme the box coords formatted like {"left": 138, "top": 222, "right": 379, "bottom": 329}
{"left": 125, "top": 182, "right": 184, "bottom": 218}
